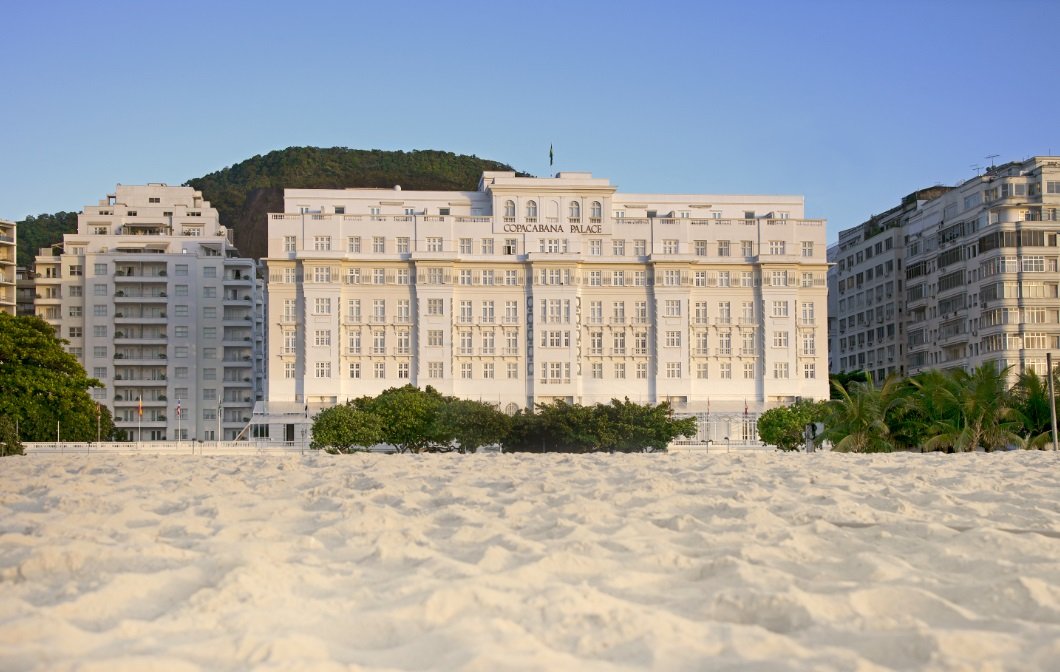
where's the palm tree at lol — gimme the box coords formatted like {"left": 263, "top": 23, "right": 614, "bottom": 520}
{"left": 913, "top": 363, "right": 1021, "bottom": 452}
{"left": 821, "top": 376, "right": 897, "bottom": 452}
{"left": 1009, "top": 369, "right": 1057, "bottom": 449}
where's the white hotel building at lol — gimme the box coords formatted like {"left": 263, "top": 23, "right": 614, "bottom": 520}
{"left": 34, "top": 185, "right": 265, "bottom": 441}
{"left": 263, "top": 172, "right": 828, "bottom": 446}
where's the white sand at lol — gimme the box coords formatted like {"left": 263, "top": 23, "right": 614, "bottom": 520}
{"left": 1, "top": 452, "right": 1058, "bottom": 671}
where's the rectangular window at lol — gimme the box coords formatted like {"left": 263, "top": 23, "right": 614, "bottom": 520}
{"left": 374, "top": 362, "right": 385, "bottom": 379}
{"left": 427, "top": 299, "right": 444, "bottom": 316}
{"left": 803, "top": 362, "right": 816, "bottom": 379}
{"left": 666, "top": 362, "right": 682, "bottom": 378}
{"left": 773, "top": 331, "right": 789, "bottom": 348}
{"left": 314, "top": 297, "right": 332, "bottom": 315}
{"left": 372, "top": 236, "right": 385, "bottom": 253}
{"left": 315, "top": 362, "right": 332, "bottom": 379}
{"left": 314, "top": 236, "right": 332, "bottom": 251}
{"left": 429, "top": 362, "right": 444, "bottom": 378}
{"left": 774, "top": 362, "right": 790, "bottom": 379}
{"left": 802, "top": 241, "right": 814, "bottom": 257}
{"left": 507, "top": 362, "right": 519, "bottom": 379}
{"left": 769, "top": 241, "right": 785, "bottom": 255}
{"left": 348, "top": 236, "right": 361, "bottom": 253}
{"left": 284, "top": 236, "right": 297, "bottom": 252}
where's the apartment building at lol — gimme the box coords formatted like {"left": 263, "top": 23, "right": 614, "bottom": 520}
{"left": 34, "top": 185, "right": 264, "bottom": 441}
{"left": 827, "top": 187, "right": 952, "bottom": 381}
{"left": 829, "top": 156, "right": 1060, "bottom": 381}
{"left": 0, "top": 219, "right": 15, "bottom": 314}
{"left": 263, "top": 171, "right": 829, "bottom": 445}
{"left": 15, "top": 267, "right": 35, "bottom": 316}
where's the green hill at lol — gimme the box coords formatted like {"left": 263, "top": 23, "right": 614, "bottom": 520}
{"left": 16, "top": 147, "right": 523, "bottom": 265}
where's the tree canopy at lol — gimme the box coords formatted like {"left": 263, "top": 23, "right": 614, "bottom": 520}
{"left": 756, "top": 399, "right": 825, "bottom": 452}
{"left": 820, "top": 364, "right": 1055, "bottom": 452}
{"left": 309, "top": 388, "right": 695, "bottom": 454}
{"left": 0, "top": 314, "right": 116, "bottom": 443}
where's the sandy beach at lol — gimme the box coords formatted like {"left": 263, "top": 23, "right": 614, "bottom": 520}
{"left": 1, "top": 452, "right": 1058, "bottom": 671}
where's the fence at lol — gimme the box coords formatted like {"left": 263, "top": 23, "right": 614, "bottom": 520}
{"left": 24, "top": 441, "right": 307, "bottom": 456}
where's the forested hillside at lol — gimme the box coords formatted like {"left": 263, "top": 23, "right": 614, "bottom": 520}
{"left": 15, "top": 147, "right": 523, "bottom": 264}
{"left": 186, "top": 147, "right": 523, "bottom": 260}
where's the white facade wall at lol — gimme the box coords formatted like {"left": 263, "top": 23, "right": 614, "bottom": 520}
{"left": 830, "top": 156, "right": 1060, "bottom": 382}
{"left": 0, "top": 219, "right": 14, "bottom": 314}
{"left": 264, "top": 172, "right": 829, "bottom": 445}
{"left": 903, "top": 157, "right": 1060, "bottom": 378}
{"left": 33, "top": 185, "right": 264, "bottom": 441}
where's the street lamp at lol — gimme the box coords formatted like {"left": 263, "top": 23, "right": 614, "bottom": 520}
{"left": 724, "top": 436, "right": 730, "bottom": 453}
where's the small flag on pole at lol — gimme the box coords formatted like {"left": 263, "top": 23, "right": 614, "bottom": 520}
{"left": 138, "top": 395, "right": 143, "bottom": 417}
{"left": 549, "top": 144, "right": 554, "bottom": 167}
{"left": 744, "top": 399, "right": 748, "bottom": 417}
{"left": 176, "top": 399, "right": 182, "bottom": 419}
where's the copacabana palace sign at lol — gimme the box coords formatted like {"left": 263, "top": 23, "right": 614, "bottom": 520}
{"left": 501, "top": 222, "right": 604, "bottom": 234}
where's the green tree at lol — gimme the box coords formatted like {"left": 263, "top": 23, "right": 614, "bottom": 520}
{"left": 0, "top": 314, "right": 116, "bottom": 442}
{"left": 310, "top": 403, "right": 385, "bottom": 453}
{"left": 0, "top": 415, "right": 23, "bottom": 456}
{"left": 361, "top": 385, "right": 449, "bottom": 453}
{"left": 821, "top": 376, "right": 897, "bottom": 452}
{"left": 438, "top": 398, "right": 511, "bottom": 453}
{"left": 599, "top": 398, "right": 697, "bottom": 452}
{"left": 913, "top": 363, "right": 1021, "bottom": 452}
{"left": 1009, "top": 370, "right": 1057, "bottom": 449}
{"left": 757, "top": 399, "right": 824, "bottom": 452}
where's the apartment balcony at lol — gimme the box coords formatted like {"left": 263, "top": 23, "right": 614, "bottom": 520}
{"left": 114, "top": 333, "right": 168, "bottom": 346}
{"left": 114, "top": 271, "right": 167, "bottom": 283}
{"left": 112, "top": 376, "right": 167, "bottom": 386}
{"left": 113, "top": 396, "right": 167, "bottom": 406}
{"left": 114, "top": 312, "right": 167, "bottom": 325}
{"left": 223, "top": 274, "right": 254, "bottom": 286}
{"left": 502, "top": 347, "right": 520, "bottom": 356}
{"left": 113, "top": 351, "right": 168, "bottom": 364}
{"left": 222, "top": 356, "right": 253, "bottom": 367}
{"left": 223, "top": 293, "right": 253, "bottom": 305}
{"left": 222, "top": 377, "right": 254, "bottom": 387}
{"left": 34, "top": 294, "right": 62, "bottom": 305}
{"left": 115, "top": 291, "right": 168, "bottom": 303}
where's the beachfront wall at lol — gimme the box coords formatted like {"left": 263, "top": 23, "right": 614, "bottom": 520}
{"left": 262, "top": 172, "right": 829, "bottom": 445}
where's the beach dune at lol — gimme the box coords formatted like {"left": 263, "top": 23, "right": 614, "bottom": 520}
{"left": 1, "top": 452, "right": 1058, "bottom": 671}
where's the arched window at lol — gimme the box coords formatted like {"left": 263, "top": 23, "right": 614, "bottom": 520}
{"left": 569, "top": 201, "right": 581, "bottom": 220}
{"left": 527, "top": 200, "right": 538, "bottom": 219}
{"left": 504, "top": 200, "right": 515, "bottom": 218}
{"left": 505, "top": 402, "right": 519, "bottom": 416}
{"left": 591, "top": 201, "right": 602, "bottom": 218}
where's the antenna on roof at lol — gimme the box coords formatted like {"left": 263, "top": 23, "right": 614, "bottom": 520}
{"left": 985, "top": 154, "right": 999, "bottom": 169}
{"left": 970, "top": 163, "right": 982, "bottom": 176}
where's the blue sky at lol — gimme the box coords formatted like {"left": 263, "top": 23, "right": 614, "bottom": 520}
{"left": 2, "top": 0, "right": 1058, "bottom": 242}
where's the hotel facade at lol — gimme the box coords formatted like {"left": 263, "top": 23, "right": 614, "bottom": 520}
{"left": 829, "top": 156, "right": 1060, "bottom": 381}
{"left": 34, "top": 185, "right": 265, "bottom": 441}
{"left": 263, "top": 172, "right": 829, "bottom": 445}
